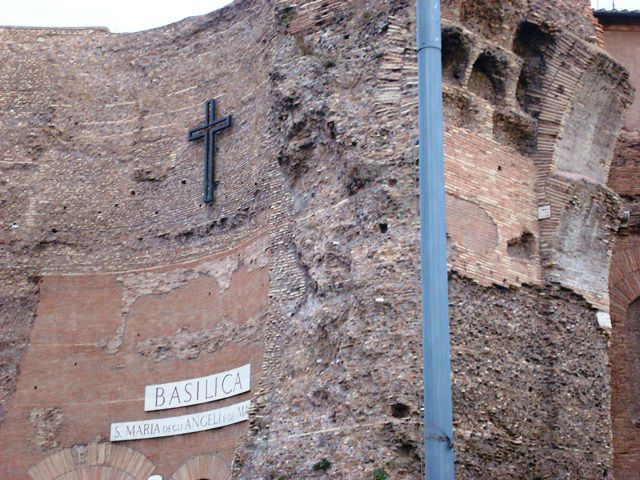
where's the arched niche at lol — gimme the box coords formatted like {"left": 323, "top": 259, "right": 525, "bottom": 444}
{"left": 28, "top": 443, "right": 156, "bottom": 480}
{"left": 171, "top": 454, "right": 231, "bottom": 480}
{"left": 468, "top": 50, "right": 509, "bottom": 105}
{"left": 441, "top": 26, "right": 472, "bottom": 83}
{"left": 627, "top": 296, "right": 640, "bottom": 426}
{"left": 609, "top": 246, "right": 640, "bottom": 476}
{"left": 554, "top": 54, "right": 628, "bottom": 183}
{"left": 512, "top": 21, "right": 555, "bottom": 116}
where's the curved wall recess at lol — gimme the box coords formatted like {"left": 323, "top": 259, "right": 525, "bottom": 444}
{"left": 28, "top": 443, "right": 156, "bottom": 480}
{"left": 468, "top": 50, "right": 509, "bottom": 104}
{"left": 512, "top": 21, "right": 555, "bottom": 116}
{"left": 442, "top": 26, "right": 472, "bottom": 83}
{"left": 554, "top": 54, "right": 629, "bottom": 184}
{"left": 609, "top": 246, "right": 640, "bottom": 475}
{"left": 626, "top": 296, "right": 640, "bottom": 426}
{"left": 171, "top": 454, "right": 231, "bottom": 480}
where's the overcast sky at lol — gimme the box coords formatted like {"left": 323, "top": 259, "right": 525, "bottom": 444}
{"left": 1, "top": 0, "right": 639, "bottom": 33}
{"left": 1, "top": 0, "right": 234, "bottom": 33}
{"left": 593, "top": 0, "right": 640, "bottom": 9}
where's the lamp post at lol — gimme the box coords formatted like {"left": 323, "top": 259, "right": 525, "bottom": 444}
{"left": 416, "top": 0, "right": 455, "bottom": 478}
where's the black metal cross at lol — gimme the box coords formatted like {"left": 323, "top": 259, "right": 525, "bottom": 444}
{"left": 188, "top": 99, "right": 232, "bottom": 203}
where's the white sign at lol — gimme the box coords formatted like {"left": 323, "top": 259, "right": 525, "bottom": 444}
{"left": 145, "top": 364, "right": 251, "bottom": 411}
{"left": 110, "top": 400, "right": 250, "bottom": 442}
{"left": 537, "top": 205, "right": 551, "bottom": 220}
{"left": 596, "top": 311, "right": 612, "bottom": 329}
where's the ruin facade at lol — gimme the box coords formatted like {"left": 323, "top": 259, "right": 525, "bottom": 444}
{"left": 0, "top": 0, "right": 635, "bottom": 478}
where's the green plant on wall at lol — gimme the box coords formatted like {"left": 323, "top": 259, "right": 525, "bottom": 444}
{"left": 312, "top": 458, "right": 332, "bottom": 472}
{"left": 373, "top": 468, "right": 388, "bottom": 480}
{"left": 280, "top": 6, "right": 296, "bottom": 28}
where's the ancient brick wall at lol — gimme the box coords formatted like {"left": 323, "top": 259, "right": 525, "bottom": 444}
{"left": 0, "top": 241, "right": 269, "bottom": 478}
{"left": 0, "top": 0, "right": 633, "bottom": 478}
{"left": 609, "top": 232, "right": 640, "bottom": 479}
{"left": 0, "top": 1, "right": 297, "bottom": 477}
{"left": 602, "top": 17, "right": 640, "bottom": 480}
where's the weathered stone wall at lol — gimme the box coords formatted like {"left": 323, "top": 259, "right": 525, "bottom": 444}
{"left": 0, "top": 0, "right": 633, "bottom": 478}
{"left": 238, "top": 0, "right": 629, "bottom": 478}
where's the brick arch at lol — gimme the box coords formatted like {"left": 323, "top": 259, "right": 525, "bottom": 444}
{"left": 609, "top": 246, "right": 640, "bottom": 477}
{"left": 171, "top": 454, "right": 231, "bottom": 480}
{"left": 28, "top": 443, "right": 156, "bottom": 480}
{"left": 610, "top": 249, "right": 640, "bottom": 310}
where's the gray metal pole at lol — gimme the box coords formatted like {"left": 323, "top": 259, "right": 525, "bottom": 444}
{"left": 416, "top": 0, "right": 455, "bottom": 478}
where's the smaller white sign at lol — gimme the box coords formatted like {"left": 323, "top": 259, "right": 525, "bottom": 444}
{"left": 537, "top": 205, "right": 551, "bottom": 220}
{"left": 596, "top": 311, "right": 612, "bottom": 329}
{"left": 145, "top": 364, "right": 251, "bottom": 411}
{"left": 111, "top": 400, "right": 250, "bottom": 442}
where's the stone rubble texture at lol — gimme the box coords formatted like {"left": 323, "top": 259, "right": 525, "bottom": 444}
{"left": 0, "top": 0, "right": 635, "bottom": 478}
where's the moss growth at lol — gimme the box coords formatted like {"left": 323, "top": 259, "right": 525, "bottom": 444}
{"left": 312, "top": 458, "right": 332, "bottom": 472}
{"left": 373, "top": 468, "right": 388, "bottom": 480}
{"left": 280, "top": 6, "right": 296, "bottom": 29}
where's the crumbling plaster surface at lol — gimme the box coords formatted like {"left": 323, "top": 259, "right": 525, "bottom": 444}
{"left": 0, "top": 239, "right": 270, "bottom": 477}
{"left": 104, "top": 236, "right": 269, "bottom": 354}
